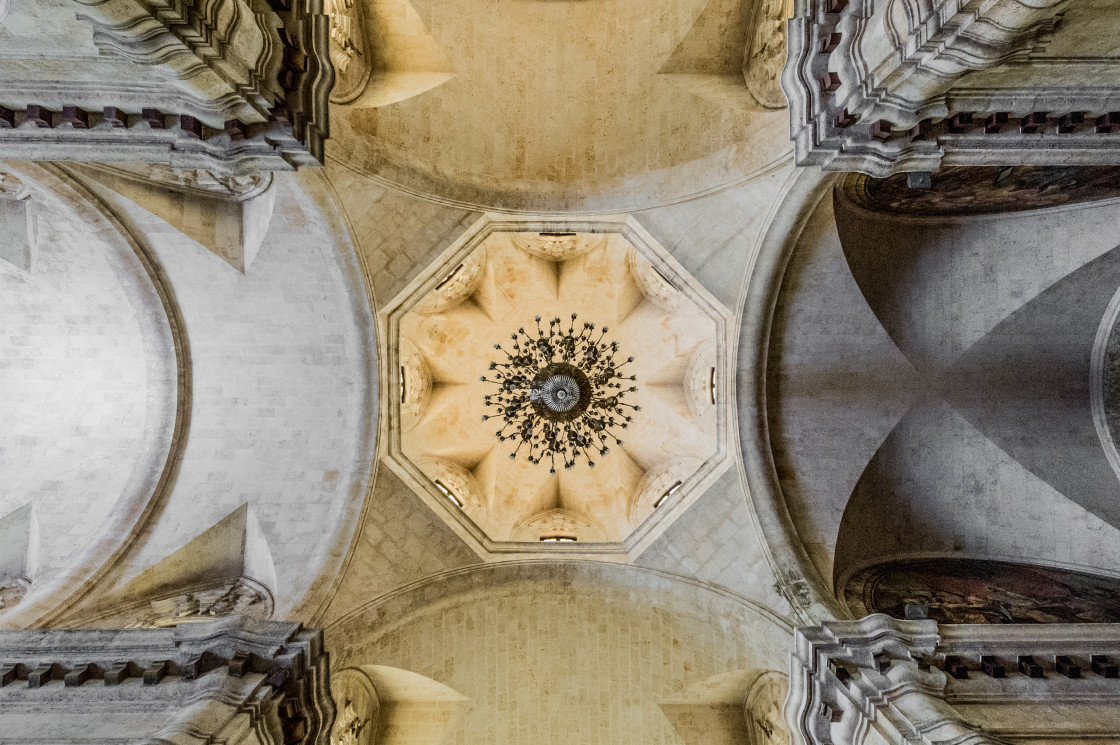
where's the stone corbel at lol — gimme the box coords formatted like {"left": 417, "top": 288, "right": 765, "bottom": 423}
{"left": 0, "top": 172, "right": 38, "bottom": 272}
{"left": 788, "top": 614, "right": 1120, "bottom": 745}
{"left": 0, "top": 0, "right": 331, "bottom": 172}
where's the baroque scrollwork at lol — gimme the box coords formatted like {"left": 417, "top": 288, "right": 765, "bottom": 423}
{"left": 742, "top": 0, "right": 792, "bottom": 110}
{"left": 131, "top": 578, "right": 271, "bottom": 628}
{"left": 88, "top": 163, "right": 274, "bottom": 201}
{"left": 0, "top": 577, "right": 30, "bottom": 612}
{"left": 330, "top": 668, "right": 379, "bottom": 745}
{"left": 326, "top": 0, "right": 371, "bottom": 103}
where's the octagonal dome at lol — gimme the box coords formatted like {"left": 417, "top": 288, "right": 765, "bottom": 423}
{"left": 382, "top": 215, "right": 732, "bottom": 558}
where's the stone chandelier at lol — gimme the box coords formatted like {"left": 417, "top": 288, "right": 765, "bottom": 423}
{"left": 482, "top": 314, "right": 639, "bottom": 472}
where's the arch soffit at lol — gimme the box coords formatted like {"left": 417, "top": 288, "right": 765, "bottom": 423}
{"left": 735, "top": 167, "right": 846, "bottom": 624}
{"left": 0, "top": 161, "right": 187, "bottom": 629}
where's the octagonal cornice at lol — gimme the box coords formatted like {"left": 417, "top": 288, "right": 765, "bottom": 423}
{"left": 379, "top": 213, "right": 735, "bottom": 561}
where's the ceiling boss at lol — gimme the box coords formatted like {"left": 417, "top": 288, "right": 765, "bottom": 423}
{"left": 482, "top": 314, "right": 639, "bottom": 473}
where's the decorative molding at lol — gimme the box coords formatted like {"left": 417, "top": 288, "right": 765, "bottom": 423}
{"left": 95, "top": 577, "right": 274, "bottom": 629}
{"left": 787, "top": 614, "right": 1120, "bottom": 745}
{"left": 0, "top": 618, "right": 334, "bottom": 745}
{"left": 743, "top": 0, "right": 792, "bottom": 109}
{"left": 510, "top": 231, "right": 606, "bottom": 262}
{"left": 684, "top": 342, "right": 717, "bottom": 432}
{"left": 411, "top": 248, "right": 485, "bottom": 315}
{"left": 95, "top": 163, "right": 274, "bottom": 200}
{"left": 744, "top": 670, "right": 790, "bottom": 745}
{"left": 781, "top": 0, "right": 1120, "bottom": 175}
{"left": 329, "top": 667, "right": 379, "bottom": 745}
{"left": 67, "top": 504, "right": 277, "bottom": 629}
{"left": 328, "top": 0, "right": 454, "bottom": 108}
{"left": 415, "top": 457, "right": 485, "bottom": 517}
{"left": 0, "top": 0, "right": 332, "bottom": 172}
{"left": 398, "top": 340, "right": 433, "bottom": 432}
{"left": 326, "top": 0, "right": 371, "bottom": 104}
{"left": 627, "top": 244, "right": 695, "bottom": 314}
{"left": 513, "top": 508, "right": 609, "bottom": 543}
{"left": 628, "top": 457, "right": 703, "bottom": 527}
{"left": 72, "top": 0, "right": 286, "bottom": 124}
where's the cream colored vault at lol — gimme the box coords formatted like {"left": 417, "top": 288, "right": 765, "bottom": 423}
{"left": 382, "top": 214, "right": 733, "bottom": 559}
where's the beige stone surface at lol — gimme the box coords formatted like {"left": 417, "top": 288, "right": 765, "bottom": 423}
{"left": 398, "top": 231, "right": 719, "bottom": 543}
{"left": 327, "top": 0, "right": 791, "bottom": 211}
{"left": 328, "top": 561, "right": 792, "bottom": 745}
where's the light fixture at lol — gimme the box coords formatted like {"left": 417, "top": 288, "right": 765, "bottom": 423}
{"left": 709, "top": 367, "right": 716, "bottom": 405}
{"left": 539, "top": 535, "right": 577, "bottom": 542}
{"left": 399, "top": 365, "right": 407, "bottom": 404}
{"left": 481, "top": 314, "right": 639, "bottom": 472}
{"left": 653, "top": 480, "right": 683, "bottom": 509}
{"left": 434, "top": 479, "right": 463, "bottom": 508}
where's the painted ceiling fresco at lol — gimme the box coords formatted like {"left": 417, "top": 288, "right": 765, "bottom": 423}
{"left": 844, "top": 167, "right": 1120, "bottom": 216}
{"left": 845, "top": 559, "right": 1120, "bottom": 624}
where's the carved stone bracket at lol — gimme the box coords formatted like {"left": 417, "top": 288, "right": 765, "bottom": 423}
{"left": 787, "top": 614, "right": 1120, "bottom": 745}
{"left": 782, "top": 0, "right": 1120, "bottom": 175}
{"left": 0, "top": 618, "right": 334, "bottom": 745}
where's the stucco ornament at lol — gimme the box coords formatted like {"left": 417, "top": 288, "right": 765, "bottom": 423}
{"left": 125, "top": 579, "right": 272, "bottom": 628}
{"left": 743, "top": 0, "right": 792, "bottom": 109}
{"left": 326, "top": 0, "right": 370, "bottom": 103}
{"left": 0, "top": 578, "right": 29, "bottom": 611}
{"left": 330, "top": 668, "right": 380, "bottom": 745}
{"left": 744, "top": 671, "right": 790, "bottom": 745}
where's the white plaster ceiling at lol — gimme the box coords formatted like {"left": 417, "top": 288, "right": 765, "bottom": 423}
{"left": 764, "top": 184, "right": 1120, "bottom": 605}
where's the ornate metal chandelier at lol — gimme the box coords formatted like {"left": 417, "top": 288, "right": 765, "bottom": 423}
{"left": 482, "top": 314, "right": 639, "bottom": 472}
